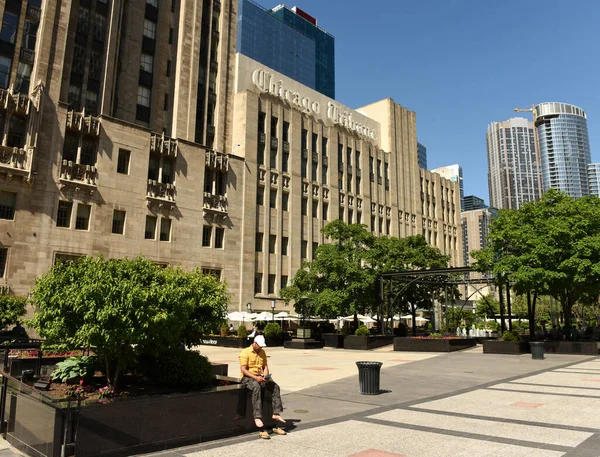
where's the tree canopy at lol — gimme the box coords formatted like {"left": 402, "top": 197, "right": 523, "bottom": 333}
{"left": 472, "top": 190, "right": 600, "bottom": 333}
{"left": 281, "top": 220, "right": 451, "bottom": 332}
{"left": 30, "top": 256, "right": 228, "bottom": 388}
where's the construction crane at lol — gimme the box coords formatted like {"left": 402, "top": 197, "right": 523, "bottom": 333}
{"left": 514, "top": 104, "right": 536, "bottom": 123}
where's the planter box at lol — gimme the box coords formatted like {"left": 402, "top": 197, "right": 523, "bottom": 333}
{"left": 4, "top": 375, "right": 276, "bottom": 457}
{"left": 394, "top": 337, "right": 477, "bottom": 352}
{"left": 8, "top": 357, "right": 68, "bottom": 378}
{"left": 197, "top": 337, "right": 247, "bottom": 348}
{"left": 264, "top": 336, "right": 284, "bottom": 347}
{"left": 544, "top": 341, "right": 600, "bottom": 355}
{"left": 344, "top": 335, "right": 393, "bottom": 350}
{"left": 322, "top": 333, "right": 344, "bottom": 348}
{"left": 482, "top": 340, "right": 530, "bottom": 354}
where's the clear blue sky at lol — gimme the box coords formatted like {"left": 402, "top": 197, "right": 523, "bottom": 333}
{"left": 254, "top": 0, "right": 600, "bottom": 204}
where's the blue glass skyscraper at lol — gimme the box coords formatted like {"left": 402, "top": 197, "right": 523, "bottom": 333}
{"left": 535, "top": 102, "right": 591, "bottom": 198}
{"left": 237, "top": 0, "right": 335, "bottom": 98}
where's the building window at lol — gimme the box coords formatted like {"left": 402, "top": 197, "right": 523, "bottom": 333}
{"left": 202, "top": 225, "right": 212, "bottom": 247}
{"left": 137, "top": 86, "right": 151, "bottom": 107}
{"left": 14, "top": 63, "right": 32, "bottom": 94}
{"left": 282, "top": 236, "right": 288, "bottom": 256}
{"left": 257, "top": 186, "right": 264, "bottom": 206}
{"left": 312, "top": 242, "right": 318, "bottom": 258}
{"left": 0, "top": 12, "right": 18, "bottom": 44}
{"left": 0, "top": 191, "right": 16, "bottom": 220}
{"left": 270, "top": 116, "right": 278, "bottom": 138}
{"left": 268, "top": 274, "right": 276, "bottom": 294}
{"left": 75, "top": 204, "right": 91, "bottom": 230}
{"left": 371, "top": 215, "right": 376, "bottom": 231}
{"left": 255, "top": 232, "right": 263, "bottom": 252}
{"left": 282, "top": 152, "right": 289, "bottom": 172}
{"left": 301, "top": 197, "right": 307, "bottom": 216}
{"left": 54, "top": 253, "right": 84, "bottom": 265}
{"left": 283, "top": 121, "right": 289, "bottom": 142}
{"left": 282, "top": 192, "right": 289, "bottom": 211}
{"left": 270, "top": 149, "right": 277, "bottom": 169}
{"left": 312, "top": 133, "right": 318, "bottom": 152}
{"left": 357, "top": 212, "right": 362, "bottom": 224}
{"left": 254, "top": 273, "right": 262, "bottom": 294}
{"left": 312, "top": 200, "right": 318, "bottom": 218}
{"left": 56, "top": 201, "right": 73, "bottom": 228}
{"left": 112, "top": 210, "right": 126, "bottom": 234}
{"left": 93, "top": 12, "right": 106, "bottom": 42}
{"left": 145, "top": 215, "right": 157, "bottom": 239}
{"left": 117, "top": 149, "right": 130, "bottom": 174}
{"left": 160, "top": 218, "right": 171, "bottom": 241}
{"left": 80, "top": 136, "right": 97, "bottom": 166}
{"left": 312, "top": 162, "right": 318, "bottom": 183}
{"left": 72, "top": 45, "right": 86, "bottom": 76}
{"left": 140, "top": 53, "right": 154, "bottom": 73}
{"left": 268, "top": 234, "right": 276, "bottom": 254}
{"left": 76, "top": 8, "right": 90, "bottom": 36}
{"left": 301, "top": 240, "right": 307, "bottom": 259}
{"left": 281, "top": 275, "right": 288, "bottom": 289}
{"left": 0, "top": 247, "right": 7, "bottom": 278}
{"left": 215, "top": 227, "right": 224, "bottom": 248}
{"left": 269, "top": 189, "right": 277, "bottom": 209}
{"left": 348, "top": 208, "right": 353, "bottom": 223}
{"left": 202, "top": 268, "right": 222, "bottom": 281}
{"left": 0, "top": 56, "right": 11, "bottom": 89}
{"left": 322, "top": 202, "right": 328, "bottom": 220}
{"left": 84, "top": 90, "right": 98, "bottom": 115}
{"left": 143, "top": 19, "right": 156, "bottom": 39}
{"left": 322, "top": 165, "right": 327, "bottom": 185}
{"left": 386, "top": 219, "right": 391, "bottom": 234}
{"left": 68, "top": 84, "right": 82, "bottom": 110}
{"left": 147, "top": 0, "right": 158, "bottom": 6}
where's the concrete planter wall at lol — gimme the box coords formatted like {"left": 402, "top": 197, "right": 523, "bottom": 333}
{"left": 4, "top": 375, "right": 272, "bottom": 457}
{"left": 543, "top": 341, "right": 600, "bottom": 355}
{"left": 322, "top": 333, "right": 344, "bottom": 348}
{"left": 344, "top": 335, "right": 393, "bottom": 350}
{"left": 393, "top": 337, "right": 476, "bottom": 352}
{"left": 482, "top": 340, "right": 530, "bottom": 354}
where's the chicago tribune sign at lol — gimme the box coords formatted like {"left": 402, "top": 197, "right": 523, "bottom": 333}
{"left": 252, "top": 69, "right": 377, "bottom": 140}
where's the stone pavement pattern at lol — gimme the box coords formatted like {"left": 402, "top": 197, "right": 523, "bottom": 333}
{"left": 3, "top": 346, "right": 600, "bottom": 457}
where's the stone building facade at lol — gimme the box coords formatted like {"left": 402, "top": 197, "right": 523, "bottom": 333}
{"left": 0, "top": 0, "right": 461, "bottom": 314}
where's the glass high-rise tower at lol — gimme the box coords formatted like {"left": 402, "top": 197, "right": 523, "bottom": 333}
{"left": 534, "top": 102, "right": 591, "bottom": 198}
{"left": 486, "top": 118, "right": 541, "bottom": 210}
{"left": 237, "top": 0, "right": 335, "bottom": 98}
{"left": 588, "top": 163, "right": 600, "bottom": 197}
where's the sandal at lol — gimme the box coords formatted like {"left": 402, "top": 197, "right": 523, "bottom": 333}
{"left": 258, "top": 431, "right": 270, "bottom": 440}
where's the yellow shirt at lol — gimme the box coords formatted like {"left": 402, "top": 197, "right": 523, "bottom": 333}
{"left": 239, "top": 345, "right": 267, "bottom": 377}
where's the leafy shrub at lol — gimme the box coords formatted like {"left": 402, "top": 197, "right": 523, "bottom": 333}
{"left": 0, "top": 295, "right": 27, "bottom": 329}
{"left": 501, "top": 331, "right": 519, "bottom": 342}
{"left": 429, "top": 333, "right": 443, "bottom": 339}
{"left": 52, "top": 356, "right": 96, "bottom": 383}
{"left": 264, "top": 322, "right": 282, "bottom": 337}
{"left": 144, "top": 349, "right": 212, "bottom": 390}
{"left": 219, "top": 324, "right": 229, "bottom": 337}
{"left": 355, "top": 325, "right": 370, "bottom": 336}
{"left": 237, "top": 325, "right": 248, "bottom": 338}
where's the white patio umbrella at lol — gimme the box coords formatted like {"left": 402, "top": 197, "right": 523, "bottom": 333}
{"left": 415, "top": 316, "right": 429, "bottom": 322}
{"left": 226, "top": 311, "right": 252, "bottom": 321}
{"left": 274, "top": 311, "right": 299, "bottom": 321}
{"left": 250, "top": 311, "right": 272, "bottom": 321}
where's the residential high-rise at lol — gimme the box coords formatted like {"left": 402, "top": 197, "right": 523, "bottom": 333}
{"left": 417, "top": 142, "right": 427, "bottom": 169}
{"left": 0, "top": 0, "right": 461, "bottom": 315}
{"left": 486, "top": 118, "right": 541, "bottom": 210}
{"left": 588, "top": 163, "right": 600, "bottom": 197}
{"left": 534, "top": 102, "right": 591, "bottom": 198}
{"left": 463, "top": 195, "right": 487, "bottom": 212}
{"left": 431, "top": 164, "right": 464, "bottom": 210}
{"left": 237, "top": 1, "right": 335, "bottom": 98}
{"left": 461, "top": 207, "right": 497, "bottom": 266}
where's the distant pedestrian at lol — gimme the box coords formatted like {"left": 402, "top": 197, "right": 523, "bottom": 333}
{"left": 229, "top": 323, "right": 235, "bottom": 333}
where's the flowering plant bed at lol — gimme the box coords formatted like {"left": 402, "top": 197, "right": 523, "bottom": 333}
{"left": 8, "top": 349, "right": 88, "bottom": 358}
{"left": 394, "top": 337, "right": 476, "bottom": 352}
{"left": 411, "top": 335, "right": 464, "bottom": 339}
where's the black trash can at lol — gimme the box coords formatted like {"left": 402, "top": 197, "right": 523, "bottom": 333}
{"left": 530, "top": 341, "right": 545, "bottom": 360}
{"left": 356, "top": 361, "right": 382, "bottom": 395}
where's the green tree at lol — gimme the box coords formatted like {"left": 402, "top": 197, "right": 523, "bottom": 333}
{"left": 0, "top": 295, "right": 27, "bottom": 330}
{"left": 281, "top": 221, "right": 451, "bottom": 335}
{"left": 30, "top": 256, "right": 228, "bottom": 388}
{"left": 281, "top": 221, "right": 376, "bottom": 319}
{"left": 472, "top": 190, "right": 600, "bottom": 337}
{"left": 475, "top": 294, "right": 499, "bottom": 319}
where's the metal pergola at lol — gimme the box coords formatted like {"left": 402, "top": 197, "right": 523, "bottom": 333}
{"left": 376, "top": 266, "right": 515, "bottom": 334}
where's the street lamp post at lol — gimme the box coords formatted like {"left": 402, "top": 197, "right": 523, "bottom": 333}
{"left": 271, "top": 300, "right": 275, "bottom": 322}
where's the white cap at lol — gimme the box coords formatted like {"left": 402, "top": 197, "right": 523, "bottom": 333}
{"left": 254, "top": 335, "right": 267, "bottom": 347}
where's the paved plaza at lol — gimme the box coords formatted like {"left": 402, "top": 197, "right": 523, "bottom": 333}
{"left": 3, "top": 345, "right": 600, "bottom": 457}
